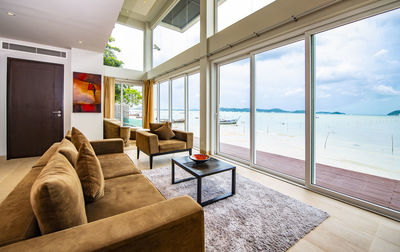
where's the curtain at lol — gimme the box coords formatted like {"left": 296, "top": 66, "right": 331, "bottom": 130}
{"left": 143, "top": 79, "right": 154, "bottom": 129}
{"left": 103, "top": 76, "right": 115, "bottom": 119}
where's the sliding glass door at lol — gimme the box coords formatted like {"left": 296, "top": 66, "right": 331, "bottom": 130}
{"left": 312, "top": 8, "right": 400, "bottom": 211}
{"left": 114, "top": 83, "right": 143, "bottom": 127}
{"left": 171, "top": 77, "right": 185, "bottom": 130}
{"left": 159, "top": 81, "right": 169, "bottom": 122}
{"left": 255, "top": 41, "right": 305, "bottom": 179}
{"left": 218, "top": 58, "right": 251, "bottom": 161}
{"left": 188, "top": 73, "right": 200, "bottom": 147}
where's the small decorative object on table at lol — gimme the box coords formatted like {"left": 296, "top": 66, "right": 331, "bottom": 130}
{"left": 189, "top": 154, "right": 210, "bottom": 163}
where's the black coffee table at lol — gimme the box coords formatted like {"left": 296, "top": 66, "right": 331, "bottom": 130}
{"left": 171, "top": 156, "right": 236, "bottom": 206}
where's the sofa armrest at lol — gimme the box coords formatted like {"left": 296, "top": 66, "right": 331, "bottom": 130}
{"left": 90, "top": 139, "right": 124, "bottom": 155}
{"left": 173, "top": 130, "right": 194, "bottom": 149}
{"left": 0, "top": 196, "right": 204, "bottom": 252}
{"left": 136, "top": 131, "right": 159, "bottom": 155}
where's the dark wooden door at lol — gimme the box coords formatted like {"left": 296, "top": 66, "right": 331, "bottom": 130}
{"left": 7, "top": 58, "right": 64, "bottom": 159}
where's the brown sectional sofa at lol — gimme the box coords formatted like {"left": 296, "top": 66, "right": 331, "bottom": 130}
{"left": 0, "top": 134, "right": 204, "bottom": 251}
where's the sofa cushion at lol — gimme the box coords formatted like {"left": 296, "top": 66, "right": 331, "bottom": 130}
{"left": 76, "top": 142, "right": 105, "bottom": 202}
{"left": 71, "top": 127, "right": 94, "bottom": 153}
{"left": 97, "top": 153, "right": 141, "bottom": 179}
{"left": 85, "top": 174, "right": 165, "bottom": 222}
{"left": 158, "top": 139, "right": 186, "bottom": 153}
{"left": 58, "top": 138, "right": 78, "bottom": 167}
{"left": 0, "top": 168, "right": 42, "bottom": 247}
{"left": 154, "top": 124, "right": 175, "bottom": 140}
{"left": 149, "top": 122, "right": 171, "bottom": 133}
{"left": 32, "top": 143, "right": 60, "bottom": 168}
{"left": 30, "top": 152, "right": 87, "bottom": 235}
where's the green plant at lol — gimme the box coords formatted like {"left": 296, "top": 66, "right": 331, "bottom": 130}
{"left": 103, "top": 37, "right": 124, "bottom": 67}
{"left": 115, "top": 84, "right": 142, "bottom": 106}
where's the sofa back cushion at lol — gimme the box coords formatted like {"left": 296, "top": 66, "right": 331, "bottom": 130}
{"left": 71, "top": 127, "right": 94, "bottom": 153}
{"left": 30, "top": 152, "right": 87, "bottom": 235}
{"left": 76, "top": 142, "right": 105, "bottom": 202}
{"left": 149, "top": 122, "right": 171, "bottom": 133}
{"left": 58, "top": 138, "right": 78, "bottom": 167}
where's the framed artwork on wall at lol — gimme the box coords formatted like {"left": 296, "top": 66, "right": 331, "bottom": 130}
{"left": 73, "top": 72, "right": 101, "bottom": 113}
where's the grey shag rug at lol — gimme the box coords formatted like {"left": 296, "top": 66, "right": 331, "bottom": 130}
{"left": 142, "top": 166, "right": 328, "bottom": 252}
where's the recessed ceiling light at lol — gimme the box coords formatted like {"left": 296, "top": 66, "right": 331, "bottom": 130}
{"left": 7, "top": 11, "right": 16, "bottom": 16}
{"left": 78, "top": 40, "right": 83, "bottom": 44}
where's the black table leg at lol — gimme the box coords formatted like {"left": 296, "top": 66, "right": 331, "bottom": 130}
{"left": 172, "top": 161, "right": 175, "bottom": 184}
{"left": 197, "top": 177, "right": 202, "bottom": 205}
{"left": 232, "top": 168, "right": 236, "bottom": 195}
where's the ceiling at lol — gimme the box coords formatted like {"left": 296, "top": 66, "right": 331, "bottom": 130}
{"left": 0, "top": 0, "right": 124, "bottom": 52}
{"left": 119, "top": 0, "right": 170, "bottom": 24}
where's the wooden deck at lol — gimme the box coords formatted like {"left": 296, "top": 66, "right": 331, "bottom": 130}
{"left": 219, "top": 142, "right": 400, "bottom": 211}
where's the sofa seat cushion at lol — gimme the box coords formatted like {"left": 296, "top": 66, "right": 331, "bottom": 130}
{"left": 0, "top": 168, "right": 42, "bottom": 247}
{"left": 158, "top": 139, "right": 186, "bottom": 153}
{"left": 97, "top": 153, "right": 141, "bottom": 179}
{"left": 86, "top": 174, "right": 165, "bottom": 222}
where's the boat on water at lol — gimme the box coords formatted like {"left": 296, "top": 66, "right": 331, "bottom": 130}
{"left": 220, "top": 117, "right": 240, "bottom": 125}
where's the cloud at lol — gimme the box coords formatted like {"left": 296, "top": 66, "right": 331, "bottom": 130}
{"left": 284, "top": 88, "right": 304, "bottom": 96}
{"left": 372, "top": 85, "right": 400, "bottom": 95}
{"left": 374, "top": 49, "right": 388, "bottom": 57}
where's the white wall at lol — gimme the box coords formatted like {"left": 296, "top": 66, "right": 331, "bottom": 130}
{"left": 70, "top": 48, "right": 104, "bottom": 140}
{"left": 104, "top": 65, "right": 145, "bottom": 80}
{"left": 0, "top": 38, "right": 72, "bottom": 157}
{"left": 0, "top": 39, "right": 105, "bottom": 157}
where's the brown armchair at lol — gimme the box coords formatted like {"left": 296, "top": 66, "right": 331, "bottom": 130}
{"left": 136, "top": 123, "right": 193, "bottom": 169}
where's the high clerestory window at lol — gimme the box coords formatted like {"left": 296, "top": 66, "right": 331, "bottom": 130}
{"left": 217, "top": 0, "right": 276, "bottom": 32}
{"left": 153, "top": 0, "right": 200, "bottom": 67}
{"left": 106, "top": 23, "right": 144, "bottom": 71}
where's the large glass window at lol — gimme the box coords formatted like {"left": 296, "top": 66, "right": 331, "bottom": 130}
{"left": 255, "top": 41, "right": 305, "bottom": 179}
{"left": 115, "top": 83, "right": 143, "bottom": 127}
{"left": 218, "top": 58, "right": 250, "bottom": 161}
{"left": 153, "top": 0, "right": 200, "bottom": 67}
{"left": 217, "top": 0, "right": 275, "bottom": 32}
{"left": 188, "top": 73, "right": 200, "bottom": 147}
{"left": 171, "top": 77, "right": 185, "bottom": 130}
{"left": 153, "top": 83, "right": 158, "bottom": 122}
{"left": 108, "top": 24, "right": 144, "bottom": 71}
{"left": 159, "top": 81, "right": 169, "bottom": 122}
{"left": 313, "top": 8, "right": 400, "bottom": 211}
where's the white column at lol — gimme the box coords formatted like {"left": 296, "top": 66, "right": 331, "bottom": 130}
{"left": 143, "top": 22, "right": 152, "bottom": 73}
{"left": 199, "top": 0, "right": 215, "bottom": 154}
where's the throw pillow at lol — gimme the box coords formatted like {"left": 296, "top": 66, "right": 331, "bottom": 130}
{"left": 71, "top": 127, "right": 94, "bottom": 153}
{"left": 76, "top": 142, "right": 105, "bottom": 202}
{"left": 58, "top": 138, "right": 78, "bottom": 168}
{"left": 154, "top": 123, "right": 175, "bottom": 140}
{"left": 30, "top": 152, "right": 87, "bottom": 235}
{"left": 150, "top": 122, "right": 172, "bottom": 133}
{"left": 32, "top": 142, "right": 60, "bottom": 168}
{"left": 65, "top": 130, "right": 72, "bottom": 141}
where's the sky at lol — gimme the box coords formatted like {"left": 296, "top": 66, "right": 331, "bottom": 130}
{"left": 110, "top": 23, "right": 143, "bottom": 71}
{"left": 110, "top": 1, "right": 400, "bottom": 115}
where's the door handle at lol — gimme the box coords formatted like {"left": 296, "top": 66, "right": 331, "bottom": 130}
{"left": 52, "top": 111, "right": 62, "bottom": 114}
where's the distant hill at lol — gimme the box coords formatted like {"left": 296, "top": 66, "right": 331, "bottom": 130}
{"left": 316, "top": 111, "right": 345, "bottom": 115}
{"left": 388, "top": 110, "right": 400, "bottom": 116}
{"left": 219, "top": 107, "right": 344, "bottom": 114}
